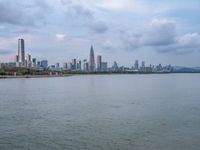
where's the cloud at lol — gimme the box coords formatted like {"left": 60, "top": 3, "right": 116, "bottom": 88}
{"left": 0, "top": 0, "right": 52, "bottom": 26}
{"left": 119, "top": 18, "right": 200, "bottom": 54}
{"left": 56, "top": 33, "right": 66, "bottom": 41}
{"left": 61, "top": 1, "right": 108, "bottom": 34}
{"left": 142, "top": 19, "right": 176, "bottom": 46}
{"left": 0, "top": 49, "right": 14, "bottom": 55}
{"left": 90, "top": 21, "right": 108, "bottom": 33}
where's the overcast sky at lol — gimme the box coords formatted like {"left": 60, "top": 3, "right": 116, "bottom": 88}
{"left": 0, "top": 0, "right": 200, "bottom": 67}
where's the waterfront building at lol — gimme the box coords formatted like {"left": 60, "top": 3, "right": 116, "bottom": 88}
{"left": 89, "top": 45, "right": 95, "bottom": 72}
{"left": 72, "top": 59, "right": 77, "bottom": 70}
{"left": 15, "top": 55, "right": 19, "bottom": 63}
{"left": 67, "top": 62, "right": 72, "bottom": 70}
{"left": 18, "top": 39, "right": 25, "bottom": 66}
{"left": 26, "top": 53, "right": 32, "bottom": 68}
{"left": 56, "top": 63, "right": 60, "bottom": 70}
{"left": 32, "top": 58, "right": 37, "bottom": 68}
{"left": 134, "top": 60, "right": 139, "bottom": 70}
{"left": 142, "top": 61, "right": 145, "bottom": 68}
{"left": 37, "top": 61, "right": 41, "bottom": 68}
{"left": 63, "top": 63, "right": 68, "bottom": 70}
{"left": 77, "top": 60, "right": 82, "bottom": 71}
{"left": 41, "top": 60, "right": 48, "bottom": 69}
{"left": 83, "top": 59, "right": 89, "bottom": 72}
{"left": 97, "top": 55, "right": 102, "bottom": 72}
{"left": 101, "top": 62, "right": 108, "bottom": 72}
{"left": 112, "top": 61, "right": 118, "bottom": 71}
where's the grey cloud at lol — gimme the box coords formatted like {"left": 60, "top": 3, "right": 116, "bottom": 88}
{"left": 63, "top": 1, "right": 108, "bottom": 34}
{"left": 154, "top": 33, "right": 200, "bottom": 54}
{"left": 142, "top": 19, "right": 176, "bottom": 46}
{"left": 0, "top": 49, "right": 14, "bottom": 55}
{"left": 72, "top": 4, "right": 94, "bottom": 19}
{"left": 0, "top": 0, "right": 52, "bottom": 26}
{"left": 120, "top": 19, "right": 200, "bottom": 54}
{"left": 90, "top": 21, "right": 108, "bottom": 33}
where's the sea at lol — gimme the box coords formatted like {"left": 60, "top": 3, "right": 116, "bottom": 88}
{"left": 0, "top": 74, "right": 200, "bottom": 150}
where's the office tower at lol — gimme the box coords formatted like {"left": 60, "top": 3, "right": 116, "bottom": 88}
{"left": 97, "top": 55, "right": 102, "bottom": 72}
{"left": 101, "top": 62, "right": 108, "bottom": 72}
{"left": 142, "top": 61, "right": 145, "bottom": 68}
{"left": 32, "top": 58, "right": 37, "bottom": 68}
{"left": 112, "top": 61, "right": 118, "bottom": 71}
{"left": 41, "top": 60, "right": 48, "bottom": 69}
{"left": 77, "top": 60, "right": 82, "bottom": 71}
{"left": 66, "top": 62, "right": 72, "bottom": 70}
{"left": 83, "top": 59, "right": 89, "bottom": 72}
{"left": 134, "top": 60, "right": 139, "bottom": 70}
{"left": 37, "top": 61, "right": 41, "bottom": 68}
{"left": 15, "top": 55, "right": 19, "bottom": 63}
{"left": 72, "top": 59, "right": 77, "bottom": 70}
{"left": 18, "top": 39, "right": 25, "bottom": 66}
{"left": 26, "top": 53, "right": 32, "bottom": 68}
{"left": 56, "top": 63, "right": 60, "bottom": 69}
{"left": 26, "top": 54, "right": 31, "bottom": 62}
{"left": 89, "top": 45, "right": 95, "bottom": 72}
{"left": 63, "top": 63, "right": 68, "bottom": 70}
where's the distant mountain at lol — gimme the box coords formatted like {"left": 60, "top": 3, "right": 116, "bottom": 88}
{"left": 172, "top": 66, "right": 200, "bottom": 73}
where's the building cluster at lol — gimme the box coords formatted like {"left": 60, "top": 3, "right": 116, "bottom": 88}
{"left": 0, "top": 39, "right": 49, "bottom": 70}
{"left": 62, "top": 46, "right": 108, "bottom": 72}
{"left": 0, "top": 39, "right": 173, "bottom": 73}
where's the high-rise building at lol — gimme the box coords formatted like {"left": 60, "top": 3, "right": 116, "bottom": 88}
{"left": 134, "top": 60, "right": 139, "bottom": 70}
{"left": 101, "top": 62, "right": 108, "bottom": 72}
{"left": 72, "top": 59, "right": 77, "bottom": 70}
{"left": 142, "top": 61, "right": 145, "bottom": 68}
{"left": 15, "top": 55, "right": 19, "bottom": 63}
{"left": 32, "top": 58, "right": 37, "bottom": 68}
{"left": 18, "top": 39, "right": 25, "bottom": 66}
{"left": 97, "top": 55, "right": 102, "bottom": 72}
{"left": 77, "top": 60, "right": 82, "bottom": 71}
{"left": 112, "top": 61, "right": 118, "bottom": 71}
{"left": 56, "top": 63, "right": 60, "bottom": 69}
{"left": 83, "top": 59, "right": 89, "bottom": 72}
{"left": 63, "top": 63, "right": 68, "bottom": 70}
{"left": 41, "top": 60, "right": 48, "bottom": 69}
{"left": 26, "top": 53, "right": 32, "bottom": 68}
{"left": 89, "top": 45, "right": 95, "bottom": 72}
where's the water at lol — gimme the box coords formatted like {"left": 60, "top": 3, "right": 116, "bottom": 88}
{"left": 0, "top": 74, "right": 200, "bottom": 150}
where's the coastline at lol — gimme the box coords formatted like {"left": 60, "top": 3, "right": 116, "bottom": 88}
{"left": 0, "top": 74, "right": 72, "bottom": 79}
{"left": 1, "top": 72, "right": 199, "bottom": 79}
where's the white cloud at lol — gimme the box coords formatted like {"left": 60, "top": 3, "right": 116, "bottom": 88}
{"left": 56, "top": 33, "right": 66, "bottom": 41}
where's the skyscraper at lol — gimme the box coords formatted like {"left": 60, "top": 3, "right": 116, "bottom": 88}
{"left": 83, "top": 59, "right": 89, "bottom": 72}
{"left": 77, "top": 60, "right": 82, "bottom": 71}
{"left": 134, "top": 60, "right": 139, "bottom": 70}
{"left": 26, "top": 53, "right": 31, "bottom": 68}
{"left": 97, "top": 55, "right": 102, "bottom": 72}
{"left": 72, "top": 59, "right": 77, "bottom": 70}
{"left": 142, "top": 61, "right": 145, "bottom": 68}
{"left": 18, "top": 39, "right": 25, "bottom": 66}
{"left": 32, "top": 58, "right": 37, "bottom": 68}
{"left": 112, "top": 61, "right": 118, "bottom": 71}
{"left": 89, "top": 45, "right": 95, "bottom": 72}
{"left": 101, "top": 62, "right": 108, "bottom": 72}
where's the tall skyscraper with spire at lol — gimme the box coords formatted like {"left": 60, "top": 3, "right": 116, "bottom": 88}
{"left": 89, "top": 45, "right": 95, "bottom": 72}
{"left": 18, "top": 39, "right": 25, "bottom": 66}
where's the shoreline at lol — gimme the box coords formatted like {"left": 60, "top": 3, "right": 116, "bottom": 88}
{"left": 0, "top": 74, "right": 72, "bottom": 79}
{"left": 0, "top": 72, "right": 199, "bottom": 79}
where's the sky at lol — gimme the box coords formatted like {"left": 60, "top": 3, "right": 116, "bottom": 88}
{"left": 0, "top": 0, "right": 200, "bottom": 67}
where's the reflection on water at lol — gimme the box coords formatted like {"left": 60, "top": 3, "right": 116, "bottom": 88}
{"left": 0, "top": 74, "right": 200, "bottom": 150}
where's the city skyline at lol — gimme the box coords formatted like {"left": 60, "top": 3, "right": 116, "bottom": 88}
{"left": 0, "top": 0, "right": 200, "bottom": 67}
{"left": 0, "top": 38, "right": 175, "bottom": 73}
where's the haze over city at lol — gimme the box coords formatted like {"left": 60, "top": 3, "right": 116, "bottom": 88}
{"left": 0, "top": 0, "right": 200, "bottom": 67}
